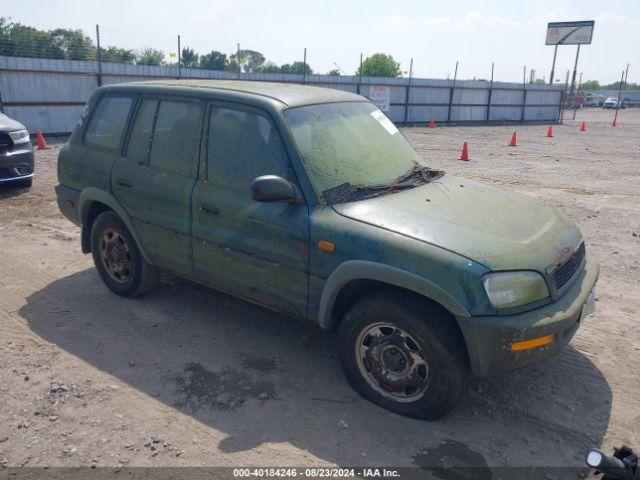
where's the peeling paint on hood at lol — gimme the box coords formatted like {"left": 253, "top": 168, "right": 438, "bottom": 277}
{"left": 332, "top": 173, "right": 583, "bottom": 272}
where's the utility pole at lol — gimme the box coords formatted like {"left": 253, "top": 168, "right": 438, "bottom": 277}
{"left": 486, "top": 61, "right": 494, "bottom": 121}
{"left": 302, "top": 48, "right": 307, "bottom": 84}
{"left": 572, "top": 71, "right": 582, "bottom": 120}
{"left": 613, "top": 69, "right": 625, "bottom": 125}
{"left": 624, "top": 63, "right": 630, "bottom": 83}
{"left": 177, "top": 35, "right": 181, "bottom": 80}
{"left": 446, "top": 61, "right": 458, "bottom": 123}
{"left": 236, "top": 43, "right": 241, "bottom": 79}
{"left": 357, "top": 53, "right": 363, "bottom": 94}
{"left": 569, "top": 44, "right": 581, "bottom": 96}
{"left": 549, "top": 44, "right": 558, "bottom": 84}
{"left": 95, "top": 24, "right": 102, "bottom": 87}
{"left": 403, "top": 57, "right": 413, "bottom": 124}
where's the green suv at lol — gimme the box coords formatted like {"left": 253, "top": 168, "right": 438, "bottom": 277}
{"left": 56, "top": 80, "right": 599, "bottom": 419}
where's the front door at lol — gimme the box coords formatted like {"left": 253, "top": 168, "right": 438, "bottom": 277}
{"left": 191, "top": 104, "right": 309, "bottom": 317}
{"left": 112, "top": 96, "right": 203, "bottom": 274}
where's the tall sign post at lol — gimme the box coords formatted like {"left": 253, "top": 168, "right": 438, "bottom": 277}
{"left": 546, "top": 20, "right": 595, "bottom": 90}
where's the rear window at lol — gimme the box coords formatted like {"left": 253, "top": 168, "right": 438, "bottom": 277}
{"left": 149, "top": 100, "right": 203, "bottom": 177}
{"left": 84, "top": 95, "right": 133, "bottom": 151}
{"left": 126, "top": 99, "right": 158, "bottom": 164}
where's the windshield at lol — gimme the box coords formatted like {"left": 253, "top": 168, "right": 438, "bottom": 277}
{"left": 284, "top": 102, "right": 433, "bottom": 202}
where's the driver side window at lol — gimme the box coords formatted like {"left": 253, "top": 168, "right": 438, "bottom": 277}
{"left": 207, "top": 106, "right": 295, "bottom": 191}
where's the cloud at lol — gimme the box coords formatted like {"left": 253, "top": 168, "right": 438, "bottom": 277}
{"left": 424, "top": 11, "right": 526, "bottom": 29}
{"left": 379, "top": 15, "right": 414, "bottom": 29}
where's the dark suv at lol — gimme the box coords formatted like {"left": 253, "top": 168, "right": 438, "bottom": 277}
{"left": 0, "top": 112, "right": 35, "bottom": 187}
{"left": 56, "top": 80, "right": 598, "bottom": 420}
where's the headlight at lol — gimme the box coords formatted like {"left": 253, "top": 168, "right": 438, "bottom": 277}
{"left": 9, "top": 129, "right": 30, "bottom": 144}
{"left": 483, "top": 271, "right": 549, "bottom": 308}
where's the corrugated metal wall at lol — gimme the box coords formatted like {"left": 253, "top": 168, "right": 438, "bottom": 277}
{"left": 0, "top": 55, "right": 563, "bottom": 134}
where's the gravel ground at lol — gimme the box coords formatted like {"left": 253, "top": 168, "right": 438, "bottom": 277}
{"left": 0, "top": 107, "right": 638, "bottom": 476}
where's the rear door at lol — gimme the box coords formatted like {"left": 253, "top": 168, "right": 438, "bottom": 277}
{"left": 191, "top": 103, "right": 310, "bottom": 317}
{"left": 112, "top": 95, "right": 204, "bottom": 274}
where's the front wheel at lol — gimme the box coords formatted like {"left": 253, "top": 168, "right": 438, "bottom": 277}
{"left": 337, "top": 292, "right": 468, "bottom": 420}
{"left": 90, "top": 211, "right": 160, "bottom": 297}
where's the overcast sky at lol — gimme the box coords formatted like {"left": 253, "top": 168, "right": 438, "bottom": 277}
{"left": 4, "top": 0, "right": 638, "bottom": 84}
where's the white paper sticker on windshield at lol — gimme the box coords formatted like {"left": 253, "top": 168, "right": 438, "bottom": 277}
{"left": 370, "top": 110, "right": 399, "bottom": 135}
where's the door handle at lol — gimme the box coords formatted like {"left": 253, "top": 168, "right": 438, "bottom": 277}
{"left": 117, "top": 178, "right": 133, "bottom": 188}
{"left": 198, "top": 204, "right": 220, "bottom": 214}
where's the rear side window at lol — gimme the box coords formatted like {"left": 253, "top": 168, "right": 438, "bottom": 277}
{"left": 207, "top": 106, "right": 292, "bottom": 190}
{"left": 126, "top": 99, "right": 158, "bottom": 164}
{"left": 149, "top": 100, "right": 203, "bottom": 177}
{"left": 85, "top": 95, "right": 133, "bottom": 151}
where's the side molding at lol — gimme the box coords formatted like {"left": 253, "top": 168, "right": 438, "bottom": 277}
{"left": 78, "top": 187, "right": 154, "bottom": 265}
{"left": 318, "top": 260, "right": 471, "bottom": 330}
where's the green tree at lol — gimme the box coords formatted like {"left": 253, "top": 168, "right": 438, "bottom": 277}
{"left": 228, "top": 49, "right": 265, "bottom": 73}
{"left": 356, "top": 53, "right": 401, "bottom": 78}
{"left": 261, "top": 61, "right": 281, "bottom": 73}
{"left": 50, "top": 28, "right": 94, "bottom": 60}
{"left": 0, "top": 18, "right": 65, "bottom": 59}
{"left": 100, "top": 46, "right": 136, "bottom": 64}
{"left": 280, "top": 61, "right": 313, "bottom": 75}
{"left": 602, "top": 80, "right": 638, "bottom": 90}
{"left": 328, "top": 68, "right": 341, "bottom": 76}
{"left": 580, "top": 80, "right": 600, "bottom": 90}
{"left": 199, "top": 50, "right": 227, "bottom": 70}
{"left": 180, "top": 47, "right": 199, "bottom": 68}
{"left": 136, "top": 48, "right": 164, "bottom": 66}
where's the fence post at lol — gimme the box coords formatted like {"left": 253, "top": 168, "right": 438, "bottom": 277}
{"left": 613, "top": 69, "right": 626, "bottom": 126}
{"left": 236, "top": 43, "right": 241, "bottom": 79}
{"left": 403, "top": 58, "right": 413, "bottom": 125}
{"left": 520, "top": 65, "right": 527, "bottom": 123}
{"left": 357, "top": 53, "right": 363, "bottom": 95}
{"left": 486, "top": 62, "right": 494, "bottom": 122}
{"left": 95, "top": 24, "right": 103, "bottom": 87}
{"left": 177, "top": 35, "right": 181, "bottom": 80}
{"left": 302, "top": 47, "right": 307, "bottom": 85}
{"left": 446, "top": 61, "right": 458, "bottom": 123}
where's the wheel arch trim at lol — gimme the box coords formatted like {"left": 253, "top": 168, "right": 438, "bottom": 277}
{"left": 318, "top": 260, "right": 471, "bottom": 330}
{"left": 78, "top": 187, "right": 154, "bottom": 265}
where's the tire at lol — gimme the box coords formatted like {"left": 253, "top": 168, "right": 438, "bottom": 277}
{"left": 337, "top": 292, "right": 468, "bottom": 420}
{"left": 90, "top": 211, "right": 160, "bottom": 297}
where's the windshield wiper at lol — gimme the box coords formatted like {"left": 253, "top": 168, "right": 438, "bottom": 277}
{"left": 357, "top": 166, "right": 443, "bottom": 194}
{"left": 321, "top": 166, "right": 444, "bottom": 204}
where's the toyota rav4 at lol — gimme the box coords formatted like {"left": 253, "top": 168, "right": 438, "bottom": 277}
{"left": 56, "top": 80, "right": 599, "bottom": 419}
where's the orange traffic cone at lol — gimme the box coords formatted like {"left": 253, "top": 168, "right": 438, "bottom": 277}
{"left": 508, "top": 131, "right": 517, "bottom": 146}
{"left": 579, "top": 121, "right": 586, "bottom": 132}
{"left": 546, "top": 125, "right": 554, "bottom": 137}
{"left": 612, "top": 117, "right": 617, "bottom": 127}
{"left": 459, "top": 142, "right": 469, "bottom": 161}
{"left": 36, "top": 129, "right": 48, "bottom": 150}
{"left": 428, "top": 118, "right": 435, "bottom": 129}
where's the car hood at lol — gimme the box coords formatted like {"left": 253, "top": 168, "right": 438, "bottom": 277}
{"left": 0, "top": 113, "right": 26, "bottom": 132}
{"left": 332, "top": 174, "right": 582, "bottom": 271}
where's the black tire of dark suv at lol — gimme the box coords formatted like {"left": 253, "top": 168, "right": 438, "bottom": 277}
{"left": 90, "top": 211, "right": 160, "bottom": 297}
{"left": 337, "top": 291, "right": 469, "bottom": 420}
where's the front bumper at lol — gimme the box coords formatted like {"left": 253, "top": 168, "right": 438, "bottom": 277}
{"left": 458, "top": 254, "right": 599, "bottom": 377}
{"left": 0, "top": 145, "right": 35, "bottom": 184}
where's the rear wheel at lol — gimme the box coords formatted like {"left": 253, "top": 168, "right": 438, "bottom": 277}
{"left": 90, "top": 211, "right": 160, "bottom": 297}
{"left": 337, "top": 292, "right": 468, "bottom": 420}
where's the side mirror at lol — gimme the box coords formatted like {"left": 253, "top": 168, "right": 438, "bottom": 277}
{"left": 251, "top": 175, "right": 296, "bottom": 202}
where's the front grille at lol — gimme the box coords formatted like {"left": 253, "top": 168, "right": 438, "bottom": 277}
{"left": 0, "top": 132, "right": 12, "bottom": 153}
{"left": 553, "top": 242, "right": 585, "bottom": 290}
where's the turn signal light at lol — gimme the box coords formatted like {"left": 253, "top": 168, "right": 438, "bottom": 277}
{"left": 511, "top": 334, "right": 555, "bottom": 352}
{"left": 318, "top": 240, "right": 335, "bottom": 252}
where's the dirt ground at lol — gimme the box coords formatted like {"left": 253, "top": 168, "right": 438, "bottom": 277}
{"left": 0, "top": 108, "right": 638, "bottom": 476}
